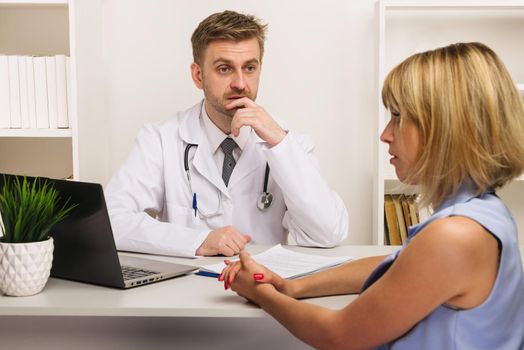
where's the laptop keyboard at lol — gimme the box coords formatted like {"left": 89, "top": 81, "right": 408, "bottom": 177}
{"left": 121, "top": 265, "right": 160, "bottom": 281}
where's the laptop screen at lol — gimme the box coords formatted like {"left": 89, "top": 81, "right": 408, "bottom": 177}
{"left": 0, "top": 174, "right": 125, "bottom": 287}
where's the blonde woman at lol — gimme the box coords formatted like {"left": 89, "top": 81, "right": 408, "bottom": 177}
{"left": 220, "top": 42, "right": 524, "bottom": 349}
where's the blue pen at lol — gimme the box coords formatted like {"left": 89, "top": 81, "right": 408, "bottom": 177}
{"left": 192, "top": 193, "right": 197, "bottom": 217}
{"left": 195, "top": 270, "right": 219, "bottom": 278}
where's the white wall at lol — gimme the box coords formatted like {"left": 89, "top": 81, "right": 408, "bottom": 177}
{"left": 101, "top": 0, "right": 378, "bottom": 244}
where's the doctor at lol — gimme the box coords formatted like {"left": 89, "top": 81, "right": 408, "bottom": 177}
{"left": 105, "top": 10, "right": 348, "bottom": 258}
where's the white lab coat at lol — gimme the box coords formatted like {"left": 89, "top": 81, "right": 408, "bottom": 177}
{"left": 105, "top": 101, "right": 348, "bottom": 257}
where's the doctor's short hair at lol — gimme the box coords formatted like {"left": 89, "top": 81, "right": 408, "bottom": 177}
{"left": 191, "top": 10, "right": 268, "bottom": 65}
{"left": 382, "top": 42, "right": 524, "bottom": 208}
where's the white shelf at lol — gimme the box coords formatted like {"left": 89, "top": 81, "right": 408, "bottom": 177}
{"left": 0, "top": 1, "right": 74, "bottom": 180}
{"left": 0, "top": 128, "right": 71, "bottom": 137}
{"left": 517, "top": 83, "right": 524, "bottom": 93}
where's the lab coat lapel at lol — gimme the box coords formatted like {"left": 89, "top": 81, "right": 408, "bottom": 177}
{"left": 179, "top": 103, "right": 230, "bottom": 198}
{"left": 192, "top": 134, "right": 230, "bottom": 197}
{"left": 227, "top": 130, "right": 264, "bottom": 188}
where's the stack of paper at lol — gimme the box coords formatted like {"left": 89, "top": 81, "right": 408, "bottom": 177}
{"left": 199, "top": 244, "right": 353, "bottom": 279}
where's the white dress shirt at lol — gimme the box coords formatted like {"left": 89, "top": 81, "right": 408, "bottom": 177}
{"left": 200, "top": 107, "right": 249, "bottom": 172}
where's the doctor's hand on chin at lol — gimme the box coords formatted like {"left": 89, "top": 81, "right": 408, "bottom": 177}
{"left": 226, "top": 97, "right": 287, "bottom": 147}
{"left": 195, "top": 225, "right": 252, "bottom": 256}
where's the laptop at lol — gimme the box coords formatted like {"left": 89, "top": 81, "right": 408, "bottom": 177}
{"left": 0, "top": 174, "right": 198, "bottom": 289}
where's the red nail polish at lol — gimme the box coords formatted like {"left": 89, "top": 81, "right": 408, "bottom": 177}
{"left": 253, "top": 273, "right": 264, "bottom": 281}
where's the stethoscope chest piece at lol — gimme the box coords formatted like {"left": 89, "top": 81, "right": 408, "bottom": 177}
{"left": 257, "top": 192, "right": 273, "bottom": 211}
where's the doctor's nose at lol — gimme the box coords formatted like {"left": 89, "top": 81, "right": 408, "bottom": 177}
{"left": 230, "top": 72, "right": 246, "bottom": 92}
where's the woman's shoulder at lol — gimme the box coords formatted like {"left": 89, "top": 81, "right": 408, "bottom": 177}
{"left": 413, "top": 216, "right": 497, "bottom": 256}
{"left": 401, "top": 216, "right": 500, "bottom": 307}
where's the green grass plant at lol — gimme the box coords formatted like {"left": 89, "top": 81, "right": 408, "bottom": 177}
{"left": 0, "top": 176, "right": 77, "bottom": 243}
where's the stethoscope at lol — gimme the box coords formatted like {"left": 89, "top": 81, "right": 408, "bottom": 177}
{"left": 184, "top": 143, "right": 273, "bottom": 219}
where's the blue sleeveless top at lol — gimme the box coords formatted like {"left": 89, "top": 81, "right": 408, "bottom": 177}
{"left": 364, "top": 183, "right": 524, "bottom": 350}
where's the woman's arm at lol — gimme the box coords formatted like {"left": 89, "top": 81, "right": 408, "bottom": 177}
{"left": 221, "top": 253, "right": 387, "bottom": 298}
{"left": 228, "top": 217, "right": 500, "bottom": 349}
{"left": 289, "top": 255, "right": 387, "bottom": 298}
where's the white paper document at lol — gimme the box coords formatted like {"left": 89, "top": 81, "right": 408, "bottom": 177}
{"left": 199, "top": 244, "right": 353, "bottom": 279}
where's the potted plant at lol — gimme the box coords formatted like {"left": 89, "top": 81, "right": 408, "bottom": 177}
{"left": 0, "top": 175, "right": 76, "bottom": 296}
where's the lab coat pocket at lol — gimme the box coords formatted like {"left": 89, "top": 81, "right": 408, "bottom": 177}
{"left": 166, "top": 202, "right": 203, "bottom": 229}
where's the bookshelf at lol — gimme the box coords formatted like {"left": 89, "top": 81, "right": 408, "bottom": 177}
{"left": 375, "top": 0, "right": 524, "bottom": 244}
{"left": 0, "top": 0, "right": 73, "bottom": 179}
{"left": 0, "top": 0, "right": 106, "bottom": 183}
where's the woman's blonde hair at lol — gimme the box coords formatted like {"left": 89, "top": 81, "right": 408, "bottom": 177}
{"left": 382, "top": 42, "right": 524, "bottom": 208}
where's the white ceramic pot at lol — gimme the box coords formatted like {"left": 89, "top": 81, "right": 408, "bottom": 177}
{"left": 0, "top": 237, "right": 54, "bottom": 297}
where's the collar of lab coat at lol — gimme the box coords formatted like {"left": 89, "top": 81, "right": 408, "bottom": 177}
{"left": 178, "top": 100, "right": 265, "bottom": 196}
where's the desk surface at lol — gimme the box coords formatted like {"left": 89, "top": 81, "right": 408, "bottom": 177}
{"left": 1, "top": 245, "right": 523, "bottom": 318}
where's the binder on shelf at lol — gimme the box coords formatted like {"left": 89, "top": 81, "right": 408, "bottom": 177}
{"left": 33, "top": 56, "right": 49, "bottom": 129}
{"left": 384, "top": 194, "right": 402, "bottom": 245}
{"left": 46, "top": 56, "right": 58, "bottom": 129}
{"left": 407, "top": 195, "right": 420, "bottom": 226}
{"left": 18, "top": 56, "right": 30, "bottom": 129}
{"left": 55, "top": 55, "right": 68, "bottom": 128}
{"left": 0, "top": 55, "right": 10, "bottom": 128}
{"left": 65, "top": 56, "right": 72, "bottom": 128}
{"left": 400, "top": 194, "right": 412, "bottom": 227}
{"left": 384, "top": 193, "right": 425, "bottom": 245}
{"left": 26, "top": 56, "right": 37, "bottom": 129}
{"left": 392, "top": 195, "right": 408, "bottom": 244}
{"left": 7, "top": 56, "right": 21, "bottom": 128}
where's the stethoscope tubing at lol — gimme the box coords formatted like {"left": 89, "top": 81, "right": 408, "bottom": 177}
{"left": 183, "top": 143, "right": 272, "bottom": 215}
{"left": 184, "top": 143, "right": 270, "bottom": 190}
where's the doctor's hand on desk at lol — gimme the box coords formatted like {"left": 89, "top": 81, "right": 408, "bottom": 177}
{"left": 196, "top": 226, "right": 251, "bottom": 256}
{"left": 220, "top": 252, "right": 293, "bottom": 303}
{"left": 227, "top": 98, "right": 287, "bottom": 147}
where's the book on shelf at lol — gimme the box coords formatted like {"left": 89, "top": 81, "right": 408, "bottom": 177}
{"left": 25, "top": 56, "right": 38, "bottom": 129}
{"left": 7, "top": 56, "right": 21, "bottom": 129}
{"left": 0, "top": 55, "right": 71, "bottom": 131}
{"left": 46, "top": 56, "right": 58, "bottom": 129}
{"left": 401, "top": 194, "right": 412, "bottom": 226}
{"left": 392, "top": 194, "right": 408, "bottom": 244}
{"left": 55, "top": 55, "right": 68, "bottom": 128}
{"left": 0, "top": 56, "right": 10, "bottom": 128}
{"left": 407, "top": 195, "right": 419, "bottom": 226}
{"left": 33, "top": 56, "right": 49, "bottom": 129}
{"left": 384, "top": 193, "right": 426, "bottom": 245}
{"left": 18, "top": 56, "right": 30, "bottom": 129}
{"left": 384, "top": 194, "right": 402, "bottom": 245}
{"left": 65, "top": 56, "right": 72, "bottom": 128}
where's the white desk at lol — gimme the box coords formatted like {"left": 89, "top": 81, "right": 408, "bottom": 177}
{"left": 1, "top": 245, "right": 522, "bottom": 350}
{"left": 0, "top": 245, "right": 397, "bottom": 318}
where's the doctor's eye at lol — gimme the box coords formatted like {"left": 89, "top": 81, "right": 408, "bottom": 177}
{"left": 217, "top": 65, "right": 232, "bottom": 74}
{"left": 244, "top": 65, "right": 257, "bottom": 73}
